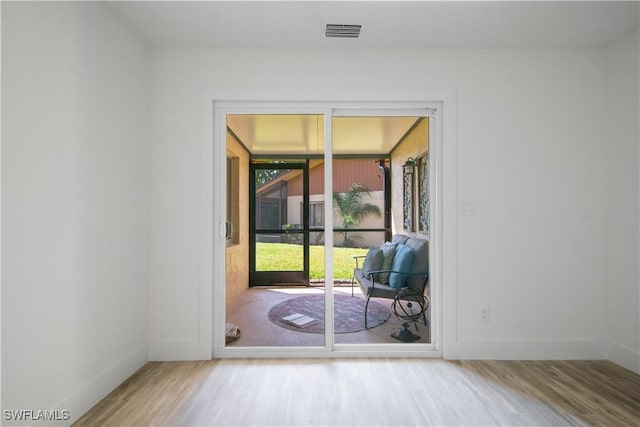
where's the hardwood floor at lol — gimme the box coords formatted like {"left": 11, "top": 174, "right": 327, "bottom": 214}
{"left": 74, "top": 359, "right": 640, "bottom": 426}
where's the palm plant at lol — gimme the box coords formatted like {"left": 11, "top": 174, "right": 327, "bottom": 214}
{"left": 333, "top": 183, "right": 382, "bottom": 247}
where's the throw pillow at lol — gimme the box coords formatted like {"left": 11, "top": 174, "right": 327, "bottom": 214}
{"left": 389, "top": 243, "right": 414, "bottom": 289}
{"left": 361, "top": 248, "right": 383, "bottom": 277}
{"left": 403, "top": 237, "right": 428, "bottom": 288}
{"left": 377, "top": 241, "right": 398, "bottom": 284}
{"left": 392, "top": 234, "right": 409, "bottom": 245}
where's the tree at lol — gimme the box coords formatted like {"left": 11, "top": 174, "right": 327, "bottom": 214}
{"left": 255, "top": 168, "right": 287, "bottom": 188}
{"left": 333, "top": 183, "right": 382, "bottom": 247}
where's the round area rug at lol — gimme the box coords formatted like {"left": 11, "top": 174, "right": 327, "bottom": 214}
{"left": 268, "top": 293, "right": 390, "bottom": 334}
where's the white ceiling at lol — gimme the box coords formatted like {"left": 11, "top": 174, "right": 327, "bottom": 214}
{"left": 112, "top": 1, "right": 637, "bottom": 155}
{"left": 111, "top": 1, "right": 638, "bottom": 49}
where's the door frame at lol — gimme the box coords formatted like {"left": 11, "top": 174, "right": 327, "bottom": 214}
{"left": 249, "top": 160, "right": 310, "bottom": 286}
{"left": 203, "top": 90, "right": 457, "bottom": 359}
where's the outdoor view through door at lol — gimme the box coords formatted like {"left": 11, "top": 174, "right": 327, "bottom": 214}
{"left": 224, "top": 112, "right": 431, "bottom": 349}
{"left": 250, "top": 161, "right": 311, "bottom": 287}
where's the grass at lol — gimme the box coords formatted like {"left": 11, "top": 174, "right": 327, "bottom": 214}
{"left": 256, "top": 242, "right": 369, "bottom": 279}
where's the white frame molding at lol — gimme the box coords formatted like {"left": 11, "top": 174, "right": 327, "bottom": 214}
{"left": 200, "top": 88, "right": 457, "bottom": 359}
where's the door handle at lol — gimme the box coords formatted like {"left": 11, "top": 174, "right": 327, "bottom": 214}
{"left": 224, "top": 221, "right": 233, "bottom": 239}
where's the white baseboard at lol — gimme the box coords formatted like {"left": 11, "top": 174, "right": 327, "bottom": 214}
{"left": 46, "top": 343, "right": 148, "bottom": 427}
{"left": 606, "top": 339, "right": 640, "bottom": 374}
{"left": 443, "top": 338, "right": 605, "bottom": 360}
{"left": 148, "top": 340, "right": 211, "bottom": 361}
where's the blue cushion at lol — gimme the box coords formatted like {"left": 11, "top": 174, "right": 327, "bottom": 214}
{"left": 389, "top": 243, "right": 414, "bottom": 289}
{"left": 377, "top": 242, "right": 398, "bottom": 284}
{"left": 392, "top": 234, "right": 409, "bottom": 245}
{"left": 361, "top": 248, "right": 383, "bottom": 276}
{"left": 403, "top": 237, "right": 428, "bottom": 288}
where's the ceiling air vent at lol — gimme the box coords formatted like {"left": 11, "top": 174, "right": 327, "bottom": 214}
{"left": 325, "top": 24, "right": 362, "bottom": 38}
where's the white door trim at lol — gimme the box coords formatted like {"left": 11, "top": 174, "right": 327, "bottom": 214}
{"left": 202, "top": 88, "right": 457, "bottom": 359}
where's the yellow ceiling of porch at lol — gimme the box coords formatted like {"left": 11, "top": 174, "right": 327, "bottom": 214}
{"left": 226, "top": 115, "right": 420, "bottom": 156}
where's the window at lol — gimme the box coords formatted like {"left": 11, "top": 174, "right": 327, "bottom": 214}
{"left": 417, "top": 153, "right": 429, "bottom": 235}
{"left": 302, "top": 201, "right": 324, "bottom": 228}
{"left": 226, "top": 156, "right": 240, "bottom": 244}
{"left": 310, "top": 202, "right": 324, "bottom": 228}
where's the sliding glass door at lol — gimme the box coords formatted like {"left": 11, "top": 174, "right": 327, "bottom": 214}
{"left": 217, "top": 104, "right": 438, "bottom": 356}
{"left": 330, "top": 116, "right": 431, "bottom": 346}
{"left": 225, "top": 114, "right": 326, "bottom": 348}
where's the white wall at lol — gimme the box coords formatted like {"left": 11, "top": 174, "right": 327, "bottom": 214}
{"left": 2, "top": 2, "right": 149, "bottom": 424}
{"left": 150, "top": 46, "right": 611, "bottom": 360}
{"left": 604, "top": 31, "right": 640, "bottom": 374}
{"left": 1, "top": 3, "right": 636, "bottom": 421}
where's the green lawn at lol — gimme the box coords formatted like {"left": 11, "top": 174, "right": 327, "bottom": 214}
{"left": 256, "top": 242, "right": 369, "bottom": 279}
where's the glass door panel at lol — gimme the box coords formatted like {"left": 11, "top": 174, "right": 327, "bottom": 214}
{"left": 331, "top": 116, "right": 431, "bottom": 346}
{"left": 222, "top": 109, "right": 434, "bottom": 351}
{"left": 225, "top": 112, "right": 326, "bottom": 349}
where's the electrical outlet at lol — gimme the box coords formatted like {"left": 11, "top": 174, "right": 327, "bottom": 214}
{"left": 480, "top": 307, "right": 490, "bottom": 322}
{"left": 458, "top": 200, "right": 476, "bottom": 216}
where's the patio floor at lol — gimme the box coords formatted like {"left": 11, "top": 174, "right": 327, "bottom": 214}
{"left": 225, "top": 286, "right": 431, "bottom": 347}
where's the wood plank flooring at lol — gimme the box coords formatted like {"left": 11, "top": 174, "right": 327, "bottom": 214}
{"left": 73, "top": 359, "right": 640, "bottom": 427}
